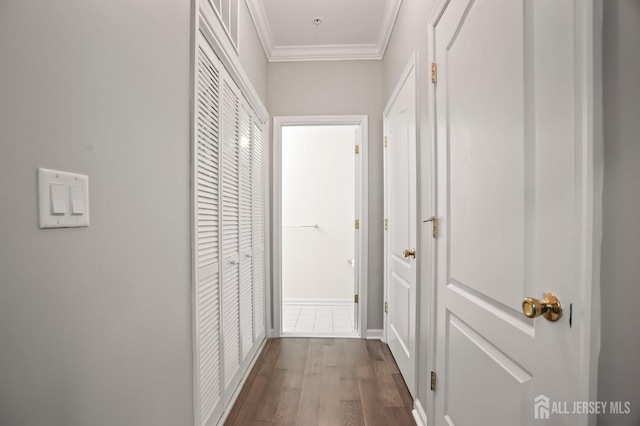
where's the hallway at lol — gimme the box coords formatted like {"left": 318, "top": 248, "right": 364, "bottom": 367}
{"left": 1, "top": 0, "right": 634, "bottom": 424}
{"left": 224, "top": 338, "right": 415, "bottom": 425}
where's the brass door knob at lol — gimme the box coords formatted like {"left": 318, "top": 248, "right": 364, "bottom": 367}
{"left": 522, "top": 292, "right": 562, "bottom": 322}
{"left": 403, "top": 249, "right": 416, "bottom": 259}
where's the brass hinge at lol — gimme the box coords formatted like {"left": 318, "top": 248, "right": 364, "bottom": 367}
{"left": 431, "top": 63, "right": 437, "bottom": 83}
{"left": 430, "top": 371, "right": 436, "bottom": 391}
{"left": 384, "top": 136, "right": 388, "bottom": 148}
{"left": 355, "top": 294, "right": 359, "bottom": 304}
{"left": 423, "top": 216, "right": 438, "bottom": 238}
{"left": 355, "top": 219, "right": 360, "bottom": 230}
{"left": 384, "top": 302, "right": 388, "bottom": 314}
{"left": 355, "top": 145, "right": 360, "bottom": 154}
{"left": 384, "top": 219, "right": 388, "bottom": 231}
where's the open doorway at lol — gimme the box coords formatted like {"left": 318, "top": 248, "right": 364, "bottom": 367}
{"left": 273, "top": 116, "right": 368, "bottom": 338}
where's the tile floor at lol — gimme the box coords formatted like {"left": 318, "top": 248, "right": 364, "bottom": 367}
{"left": 282, "top": 304, "right": 356, "bottom": 335}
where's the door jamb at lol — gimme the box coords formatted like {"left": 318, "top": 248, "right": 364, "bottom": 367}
{"left": 272, "top": 115, "right": 369, "bottom": 338}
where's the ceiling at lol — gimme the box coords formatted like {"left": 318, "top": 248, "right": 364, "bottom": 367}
{"left": 246, "top": 0, "right": 402, "bottom": 62}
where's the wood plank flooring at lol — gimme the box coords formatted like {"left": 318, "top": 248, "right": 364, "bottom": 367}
{"left": 225, "top": 338, "right": 416, "bottom": 426}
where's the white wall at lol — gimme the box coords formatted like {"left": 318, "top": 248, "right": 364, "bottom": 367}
{"left": 382, "top": 0, "right": 438, "bottom": 412}
{"left": 268, "top": 61, "right": 385, "bottom": 327}
{"left": 598, "top": 1, "right": 640, "bottom": 424}
{"left": 282, "top": 125, "right": 356, "bottom": 301}
{"left": 0, "top": 1, "right": 268, "bottom": 425}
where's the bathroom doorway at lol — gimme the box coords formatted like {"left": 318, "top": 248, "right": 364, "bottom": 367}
{"left": 273, "top": 116, "right": 368, "bottom": 337}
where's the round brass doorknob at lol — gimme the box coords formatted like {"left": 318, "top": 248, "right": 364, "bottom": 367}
{"left": 403, "top": 248, "right": 416, "bottom": 259}
{"left": 522, "top": 292, "right": 562, "bottom": 322}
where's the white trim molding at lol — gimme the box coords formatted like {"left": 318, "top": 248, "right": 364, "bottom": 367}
{"left": 246, "top": 0, "right": 402, "bottom": 62}
{"left": 272, "top": 115, "right": 369, "bottom": 339}
{"left": 216, "top": 338, "right": 267, "bottom": 426}
{"left": 412, "top": 399, "right": 427, "bottom": 426}
{"left": 366, "top": 329, "right": 384, "bottom": 340}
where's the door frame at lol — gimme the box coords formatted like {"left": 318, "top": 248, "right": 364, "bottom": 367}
{"left": 272, "top": 115, "right": 369, "bottom": 338}
{"left": 423, "top": 0, "right": 603, "bottom": 424}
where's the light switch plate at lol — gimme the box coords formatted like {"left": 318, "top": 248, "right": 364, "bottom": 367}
{"left": 38, "top": 168, "right": 90, "bottom": 228}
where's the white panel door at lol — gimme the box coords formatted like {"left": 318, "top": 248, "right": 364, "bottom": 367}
{"left": 434, "top": 0, "right": 596, "bottom": 424}
{"left": 252, "top": 119, "right": 266, "bottom": 342}
{"left": 384, "top": 58, "right": 418, "bottom": 396}
{"left": 220, "top": 68, "right": 242, "bottom": 404}
{"left": 194, "top": 34, "right": 223, "bottom": 426}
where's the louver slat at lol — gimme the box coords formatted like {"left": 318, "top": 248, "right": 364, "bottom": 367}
{"left": 195, "top": 42, "right": 221, "bottom": 426}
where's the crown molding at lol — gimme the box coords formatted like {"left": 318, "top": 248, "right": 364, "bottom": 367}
{"left": 246, "top": 0, "right": 402, "bottom": 62}
{"left": 377, "top": 0, "right": 403, "bottom": 58}
{"left": 245, "top": 0, "right": 276, "bottom": 60}
{"left": 270, "top": 44, "right": 383, "bottom": 62}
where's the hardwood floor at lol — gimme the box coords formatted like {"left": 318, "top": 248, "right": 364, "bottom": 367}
{"left": 224, "top": 338, "right": 416, "bottom": 426}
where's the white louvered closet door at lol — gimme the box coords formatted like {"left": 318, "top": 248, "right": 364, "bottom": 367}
{"left": 220, "top": 68, "right": 243, "bottom": 404}
{"left": 194, "top": 34, "right": 223, "bottom": 426}
{"left": 238, "top": 101, "right": 254, "bottom": 360}
{"left": 252, "top": 118, "right": 266, "bottom": 341}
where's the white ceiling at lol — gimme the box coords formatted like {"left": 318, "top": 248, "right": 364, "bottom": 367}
{"left": 246, "top": 0, "right": 402, "bottom": 62}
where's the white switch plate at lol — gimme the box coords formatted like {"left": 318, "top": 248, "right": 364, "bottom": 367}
{"left": 38, "top": 168, "right": 90, "bottom": 228}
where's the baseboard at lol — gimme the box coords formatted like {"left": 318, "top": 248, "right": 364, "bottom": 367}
{"left": 366, "top": 329, "right": 383, "bottom": 340}
{"left": 283, "top": 298, "right": 353, "bottom": 306}
{"left": 413, "top": 399, "right": 427, "bottom": 426}
{"left": 217, "top": 338, "right": 268, "bottom": 426}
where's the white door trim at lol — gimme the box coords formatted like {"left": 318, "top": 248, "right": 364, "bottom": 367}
{"left": 272, "top": 115, "right": 369, "bottom": 338}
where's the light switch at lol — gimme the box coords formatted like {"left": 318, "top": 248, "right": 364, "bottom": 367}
{"left": 50, "top": 183, "right": 67, "bottom": 215}
{"left": 38, "top": 168, "right": 89, "bottom": 228}
{"left": 70, "top": 186, "right": 85, "bottom": 215}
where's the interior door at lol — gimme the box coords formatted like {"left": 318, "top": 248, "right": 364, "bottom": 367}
{"left": 251, "top": 118, "right": 266, "bottom": 345}
{"left": 220, "top": 68, "right": 242, "bottom": 405}
{"left": 194, "top": 33, "right": 224, "bottom": 426}
{"left": 238, "top": 101, "right": 254, "bottom": 361}
{"left": 384, "top": 58, "right": 418, "bottom": 397}
{"left": 353, "top": 127, "right": 361, "bottom": 332}
{"left": 434, "top": 0, "right": 596, "bottom": 424}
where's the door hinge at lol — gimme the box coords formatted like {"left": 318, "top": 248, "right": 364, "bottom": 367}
{"left": 423, "top": 216, "right": 438, "bottom": 238}
{"left": 431, "top": 63, "right": 437, "bottom": 83}
{"left": 384, "top": 136, "right": 388, "bottom": 148}
{"left": 355, "top": 294, "right": 359, "bottom": 304}
{"left": 384, "top": 302, "right": 388, "bottom": 314}
{"left": 355, "top": 144, "right": 360, "bottom": 154}
{"left": 384, "top": 219, "right": 388, "bottom": 231}
{"left": 355, "top": 219, "right": 360, "bottom": 230}
{"left": 430, "top": 371, "right": 436, "bottom": 391}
